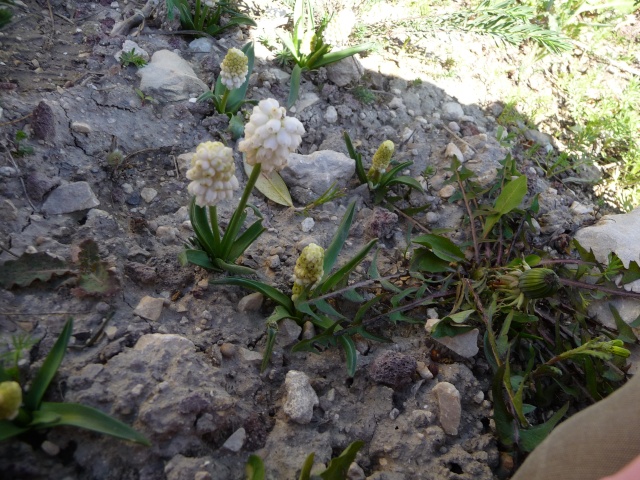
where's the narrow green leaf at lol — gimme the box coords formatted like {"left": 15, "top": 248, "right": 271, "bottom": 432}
{"left": 243, "top": 160, "right": 293, "bottom": 206}
{"left": 261, "top": 325, "right": 278, "bottom": 373}
{"left": 610, "top": 304, "right": 637, "bottom": 343}
{"left": 323, "top": 201, "right": 356, "bottom": 274}
{"left": 412, "top": 234, "right": 465, "bottom": 263}
{"left": 298, "top": 453, "right": 315, "bottom": 480}
{"left": 287, "top": 64, "right": 303, "bottom": 109}
{"left": 319, "top": 239, "right": 377, "bottom": 294}
{"left": 337, "top": 335, "right": 357, "bottom": 377}
{"left": 313, "top": 43, "right": 375, "bottom": 67}
{"left": 340, "top": 288, "right": 364, "bottom": 302}
{"left": 482, "top": 213, "right": 501, "bottom": 239}
{"left": 353, "top": 296, "right": 383, "bottom": 324}
{"left": 409, "top": 248, "right": 453, "bottom": 273}
{"left": 385, "top": 176, "right": 424, "bottom": 192}
{"left": 228, "top": 220, "right": 266, "bottom": 262}
{"left": 431, "top": 320, "right": 475, "bottom": 338}
{"left": 319, "top": 440, "right": 365, "bottom": 479}
{"left": 491, "top": 364, "right": 515, "bottom": 446}
{"left": 212, "top": 258, "right": 256, "bottom": 276}
{"left": 245, "top": 454, "right": 266, "bottom": 480}
{"left": 519, "top": 403, "right": 569, "bottom": 452}
{"left": 0, "top": 420, "right": 29, "bottom": 441}
{"left": 622, "top": 260, "right": 640, "bottom": 285}
{"left": 211, "top": 277, "right": 294, "bottom": 312}
{"left": 312, "top": 299, "right": 346, "bottom": 319}
{"left": 38, "top": 402, "right": 150, "bottom": 446}
{"left": 179, "top": 250, "right": 218, "bottom": 270}
{"left": 343, "top": 131, "right": 367, "bottom": 183}
{"left": 495, "top": 175, "right": 527, "bottom": 214}
{"left": 190, "top": 198, "right": 220, "bottom": 259}
{"left": 25, "top": 318, "right": 73, "bottom": 411}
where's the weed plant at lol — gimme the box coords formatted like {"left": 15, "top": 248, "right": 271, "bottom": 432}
{"left": 165, "top": 0, "right": 256, "bottom": 36}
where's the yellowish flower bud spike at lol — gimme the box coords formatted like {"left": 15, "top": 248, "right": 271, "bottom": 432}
{"left": 220, "top": 48, "right": 249, "bottom": 91}
{"left": 0, "top": 381, "right": 22, "bottom": 421}
{"left": 292, "top": 243, "right": 325, "bottom": 301}
{"left": 367, "top": 140, "right": 394, "bottom": 184}
{"left": 186, "top": 141, "right": 240, "bottom": 207}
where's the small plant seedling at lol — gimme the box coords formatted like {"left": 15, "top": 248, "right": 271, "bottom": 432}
{"left": 165, "top": 0, "right": 256, "bottom": 37}
{"left": 352, "top": 85, "right": 376, "bottom": 105}
{"left": 134, "top": 88, "right": 156, "bottom": 106}
{"left": 13, "top": 130, "right": 34, "bottom": 156}
{"left": 120, "top": 49, "right": 147, "bottom": 68}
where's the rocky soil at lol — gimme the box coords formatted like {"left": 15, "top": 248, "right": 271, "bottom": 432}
{"left": 1, "top": 0, "right": 639, "bottom": 479}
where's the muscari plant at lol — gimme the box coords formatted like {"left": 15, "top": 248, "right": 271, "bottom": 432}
{"left": 212, "top": 201, "right": 380, "bottom": 376}
{"left": 0, "top": 318, "right": 149, "bottom": 445}
{"left": 165, "top": 0, "right": 256, "bottom": 37}
{"left": 277, "top": 0, "right": 374, "bottom": 107}
{"left": 344, "top": 132, "right": 425, "bottom": 205}
{"left": 180, "top": 97, "right": 305, "bottom": 274}
{"left": 198, "top": 43, "right": 255, "bottom": 122}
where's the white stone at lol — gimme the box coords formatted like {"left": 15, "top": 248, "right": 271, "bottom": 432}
{"left": 301, "top": 217, "right": 315, "bottom": 233}
{"left": 442, "top": 102, "right": 464, "bottom": 121}
{"left": 71, "top": 121, "right": 91, "bottom": 133}
{"left": 445, "top": 142, "right": 464, "bottom": 163}
{"left": 41, "top": 440, "right": 60, "bottom": 456}
{"left": 133, "top": 296, "right": 164, "bottom": 321}
{"left": 238, "top": 292, "right": 263, "bottom": 312}
{"left": 42, "top": 182, "right": 100, "bottom": 214}
{"left": 137, "top": 50, "right": 208, "bottom": 101}
{"left": 570, "top": 201, "right": 593, "bottom": 215}
{"left": 222, "top": 427, "right": 246, "bottom": 452}
{"left": 283, "top": 370, "right": 319, "bottom": 424}
{"left": 189, "top": 38, "right": 213, "bottom": 53}
{"left": 324, "top": 105, "right": 338, "bottom": 124}
{"left": 438, "top": 184, "right": 456, "bottom": 199}
{"left": 433, "top": 382, "right": 461, "bottom": 435}
{"left": 141, "top": 187, "right": 158, "bottom": 203}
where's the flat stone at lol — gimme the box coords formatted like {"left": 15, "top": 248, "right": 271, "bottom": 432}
{"left": 445, "top": 142, "right": 464, "bottom": 163}
{"left": 137, "top": 50, "right": 208, "bottom": 102}
{"left": 222, "top": 427, "right": 246, "bottom": 452}
{"left": 237, "top": 347, "right": 263, "bottom": 365}
{"left": 188, "top": 38, "right": 213, "bottom": 53}
{"left": 283, "top": 370, "right": 319, "bottom": 424}
{"left": 433, "top": 381, "right": 461, "bottom": 435}
{"left": 42, "top": 182, "right": 100, "bottom": 214}
{"left": 133, "top": 295, "right": 165, "bottom": 321}
{"left": 71, "top": 121, "right": 92, "bottom": 133}
{"left": 438, "top": 185, "right": 456, "bottom": 199}
{"left": 425, "top": 319, "right": 480, "bottom": 358}
{"left": 574, "top": 207, "right": 640, "bottom": 292}
{"left": 237, "top": 292, "right": 263, "bottom": 312}
{"left": 280, "top": 150, "right": 356, "bottom": 205}
{"left": 326, "top": 55, "right": 364, "bottom": 87}
{"left": 141, "top": 187, "right": 158, "bottom": 203}
{"left": 324, "top": 105, "right": 338, "bottom": 124}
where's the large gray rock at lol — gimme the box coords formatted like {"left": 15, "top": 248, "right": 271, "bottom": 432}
{"left": 42, "top": 181, "right": 100, "bottom": 214}
{"left": 432, "top": 381, "right": 461, "bottom": 435}
{"left": 282, "top": 370, "right": 319, "bottom": 424}
{"left": 326, "top": 56, "right": 364, "bottom": 87}
{"left": 280, "top": 150, "right": 356, "bottom": 205}
{"left": 137, "top": 50, "right": 208, "bottom": 101}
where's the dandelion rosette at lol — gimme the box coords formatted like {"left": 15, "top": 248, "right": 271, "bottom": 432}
{"left": 292, "top": 243, "right": 325, "bottom": 300}
{"left": 238, "top": 98, "right": 305, "bottom": 175}
{"left": 0, "top": 381, "right": 22, "bottom": 421}
{"left": 186, "top": 141, "right": 240, "bottom": 207}
{"left": 367, "top": 140, "right": 394, "bottom": 182}
{"left": 219, "top": 48, "right": 248, "bottom": 91}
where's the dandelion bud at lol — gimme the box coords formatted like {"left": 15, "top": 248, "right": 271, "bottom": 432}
{"left": 517, "top": 268, "right": 560, "bottom": 299}
{"left": 239, "top": 98, "right": 305, "bottom": 175}
{"left": 367, "top": 140, "right": 394, "bottom": 183}
{"left": 186, "top": 142, "right": 240, "bottom": 207}
{"left": 292, "top": 243, "right": 325, "bottom": 300}
{"left": 219, "top": 48, "right": 248, "bottom": 91}
{"left": 0, "top": 381, "right": 22, "bottom": 421}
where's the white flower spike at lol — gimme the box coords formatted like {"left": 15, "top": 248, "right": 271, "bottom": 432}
{"left": 238, "top": 98, "right": 305, "bottom": 175}
{"left": 186, "top": 141, "right": 240, "bottom": 207}
{"left": 219, "top": 48, "right": 248, "bottom": 91}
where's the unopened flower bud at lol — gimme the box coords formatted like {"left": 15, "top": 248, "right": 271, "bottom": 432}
{"left": 0, "top": 381, "right": 22, "bottom": 421}
{"left": 292, "top": 243, "right": 324, "bottom": 300}
{"left": 517, "top": 268, "right": 560, "bottom": 299}
{"left": 219, "top": 48, "right": 248, "bottom": 91}
{"left": 367, "top": 140, "right": 394, "bottom": 183}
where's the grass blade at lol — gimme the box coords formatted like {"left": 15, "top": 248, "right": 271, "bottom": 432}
{"left": 246, "top": 454, "right": 266, "bottom": 480}
{"left": 337, "top": 335, "right": 357, "bottom": 377}
{"left": 323, "top": 201, "right": 356, "bottom": 274}
{"left": 287, "top": 64, "right": 303, "bottom": 109}
{"left": 211, "top": 277, "right": 294, "bottom": 312}
{"left": 319, "top": 239, "right": 378, "bottom": 294}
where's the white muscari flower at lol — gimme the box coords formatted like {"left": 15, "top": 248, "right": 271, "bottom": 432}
{"left": 219, "top": 48, "right": 248, "bottom": 91}
{"left": 186, "top": 141, "right": 240, "bottom": 207}
{"left": 204, "top": 0, "right": 217, "bottom": 8}
{"left": 0, "top": 381, "right": 22, "bottom": 421}
{"left": 238, "top": 98, "right": 305, "bottom": 175}
{"left": 322, "top": 10, "right": 355, "bottom": 48}
{"left": 292, "top": 243, "right": 324, "bottom": 300}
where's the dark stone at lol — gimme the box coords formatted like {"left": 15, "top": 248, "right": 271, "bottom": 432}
{"left": 126, "top": 191, "right": 141, "bottom": 205}
{"left": 368, "top": 351, "right": 417, "bottom": 389}
{"left": 25, "top": 172, "right": 61, "bottom": 202}
{"left": 31, "top": 101, "right": 56, "bottom": 141}
{"left": 124, "top": 262, "right": 157, "bottom": 284}
{"left": 367, "top": 207, "right": 398, "bottom": 239}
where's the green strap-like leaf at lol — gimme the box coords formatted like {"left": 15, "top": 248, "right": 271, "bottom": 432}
{"left": 318, "top": 239, "right": 378, "bottom": 294}
{"left": 323, "top": 201, "right": 356, "bottom": 274}
{"left": 287, "top": 64, "right": 304, "bottom": 109}
{"left": 0, "top": 420, "right": 29, "bottom": 441}
{"left": 212, "top": 258, "right": 257, "bottom": 276}
{"left": 246, "top": 454, "right": 266, "bottom": 480}
{"left": 211, "top": 277, "right": 294, "bottom": 312}
{"left": 190, "top": 198, "right": 221, "bottom": 259}
{"left": 298, "top": 453, "right": 315, "bottom": 480}
{"left": 227, "top": 220, "right": 266, "bottom": 262}
{"left": 337, "top": 335, "right": 357, "bottom": 377}
{"left": 37, "top": 402, "right": 150, "bottom": 446}
{"left": 179, "top": 249, "right": 219, "bottom": 271}
{"left": 319, "top": 440, "right": 365, "bottom": 479}
{"left": 312, "top": 43, "right": 375, "bottom": 68}
{"left": 243, "top": 160, "right": 293, "bottom": 207}
{"left": 261, "top": 324, "right": 278, "bottom": 373}
{"left": 24, "top": 318, "right": 73, "bottom": 411}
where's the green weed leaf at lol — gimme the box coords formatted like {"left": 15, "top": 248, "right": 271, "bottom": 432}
{"left": 412, "top": 234, "right": 466, "bottom": 263}
{"left": 323, "top": 201, "right": 356, "bottom": 274}
{"left": 0, "top": 252, "right": 71, "bottom": 288}
{"left": 319, "top": 440, "right": 365, "bottom": 479}
{"left": 245, "top": 454, "right": 266, "bottom": 480}
{"left": 519, "top": 402, "right": 569, "bottom": 452}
